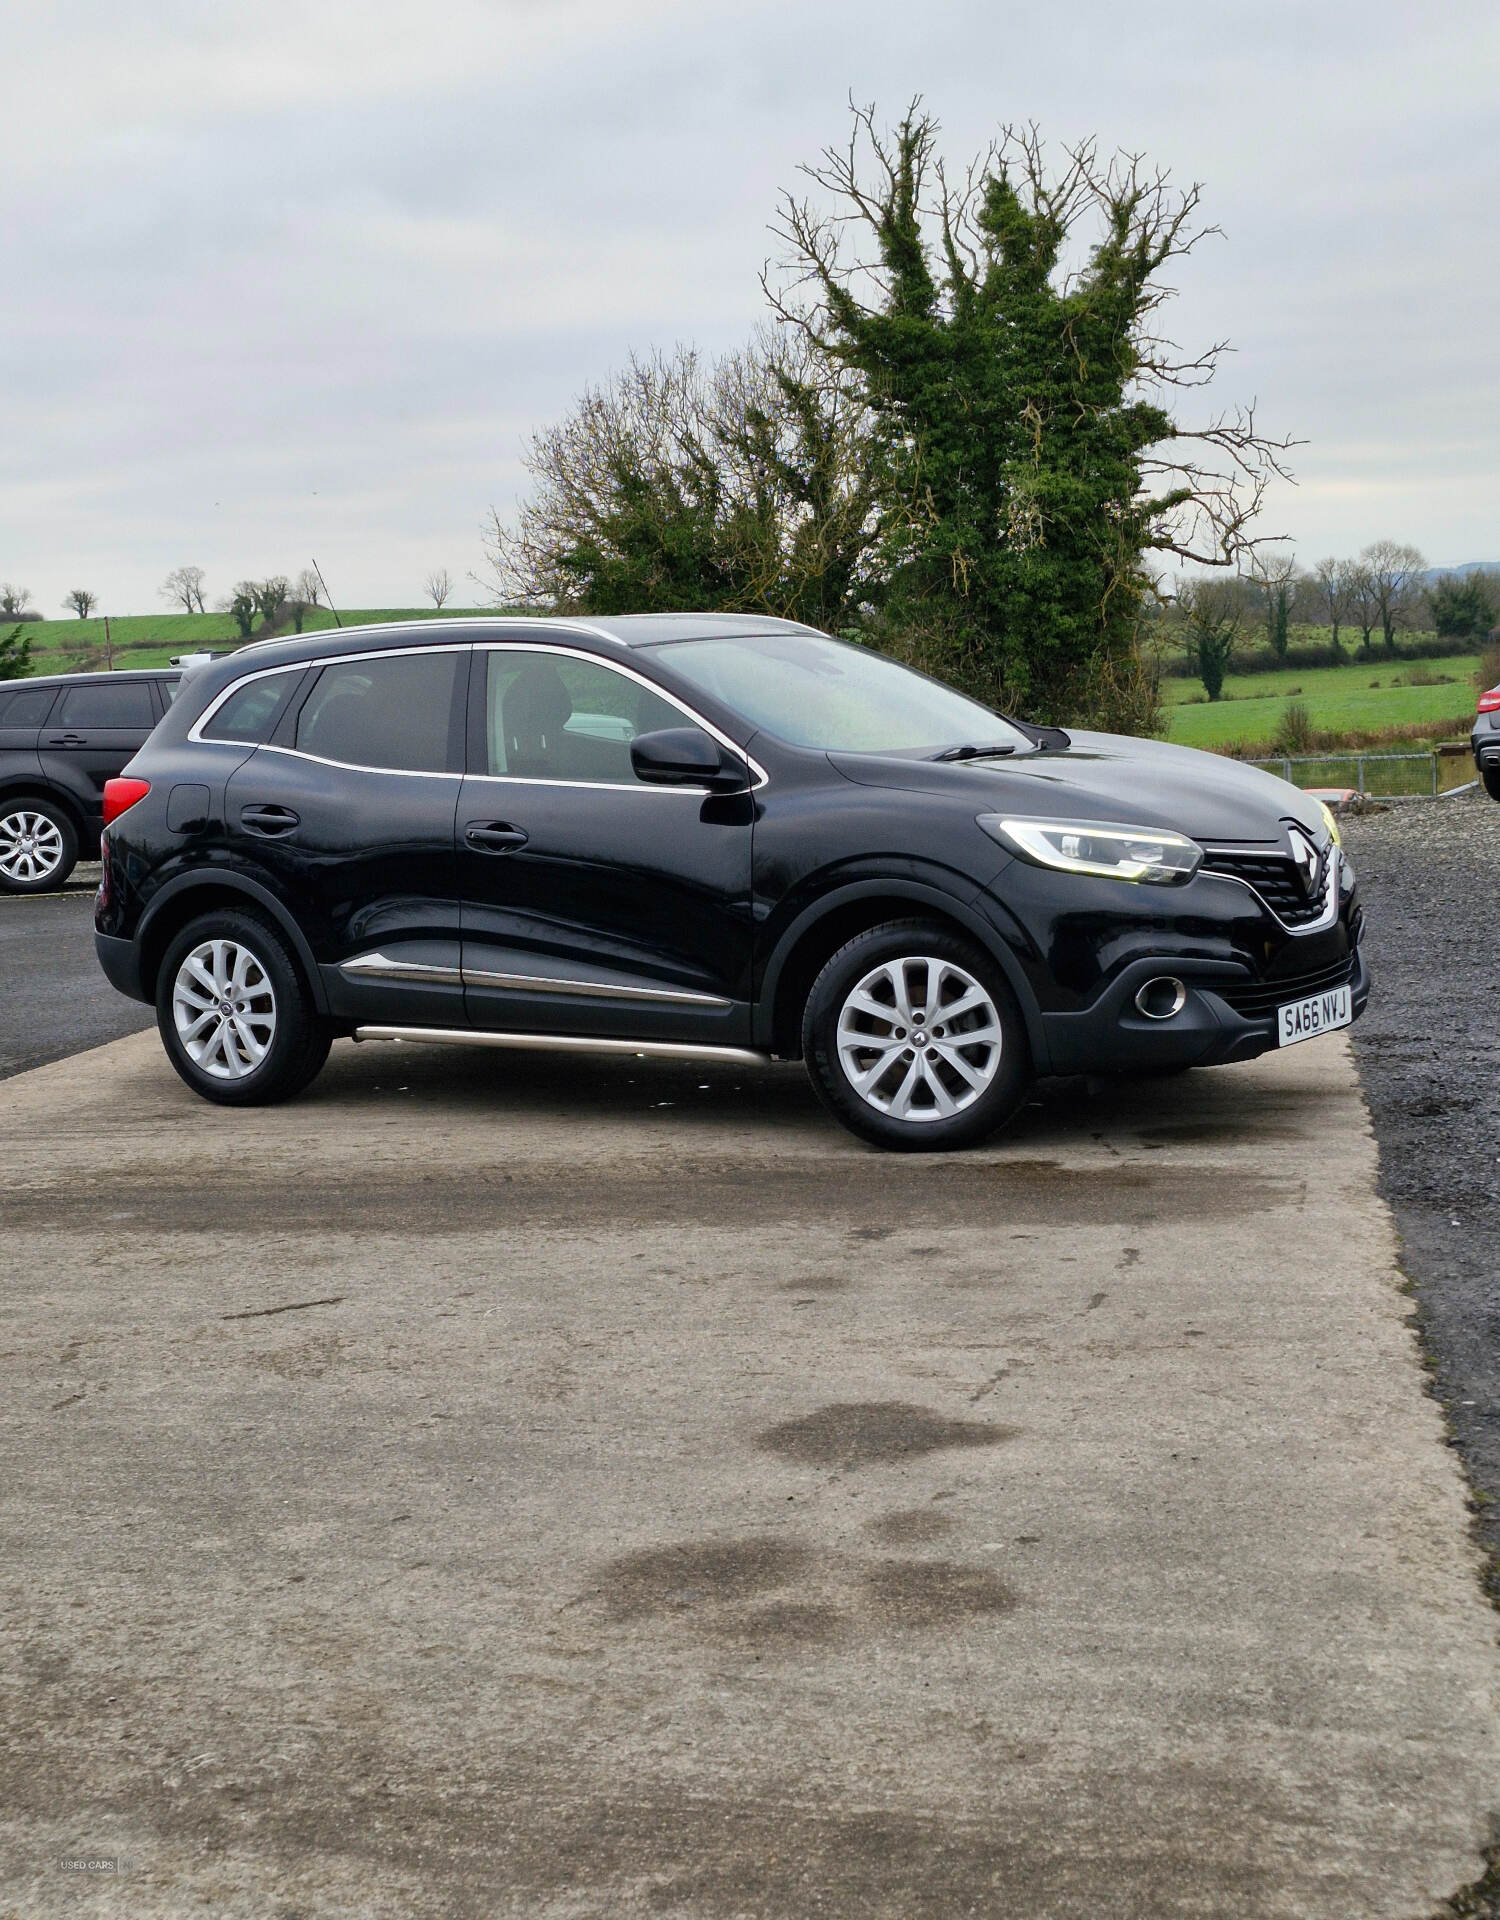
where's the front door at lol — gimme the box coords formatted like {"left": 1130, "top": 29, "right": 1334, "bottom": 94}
{"left": 224, "top": 645, "right": 470, "bottom": 1027}
{"left": 457, "top": 645, "right": 755, "bottom": 1045}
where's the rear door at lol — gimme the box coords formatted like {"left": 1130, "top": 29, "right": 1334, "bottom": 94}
{"left": 38, "top": 678, "right": 161, "bottom": 841}
{"left": 456, "top": 644, "right": 755, "bottom": 1044}
{"left": 223, "top": 645, "right": 470, "bottom": 1028}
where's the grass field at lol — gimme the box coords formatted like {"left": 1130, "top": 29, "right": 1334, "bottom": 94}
{"left": 5, "top": 606, "right": 481, "bottom": 675}
{"left": 1161, "top": 655, "right": 1482, "bottom": 749}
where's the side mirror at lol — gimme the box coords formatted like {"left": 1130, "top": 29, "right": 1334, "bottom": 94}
{"left": 630, "top": 726, "right": 748, "bottom": 791}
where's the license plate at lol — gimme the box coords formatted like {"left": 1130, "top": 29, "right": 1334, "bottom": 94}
{"left": 1277, "top": 984, "right": 1352, "bottom": 1047}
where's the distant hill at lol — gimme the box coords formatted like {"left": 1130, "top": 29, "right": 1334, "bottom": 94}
{"left": 4, "top": 606, "right": 503, "bottom": 675}
{"left": 1422, "top": 563, "right": 1500, "bottom": 584}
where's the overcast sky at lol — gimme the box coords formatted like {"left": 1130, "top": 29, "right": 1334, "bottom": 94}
{"left": 3, "top": 0, "right": 1497, "bottom": 615}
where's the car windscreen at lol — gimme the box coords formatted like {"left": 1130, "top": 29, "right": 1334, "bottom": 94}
{"left": 644, "top": 632, "right": 1030, "bottom": 755}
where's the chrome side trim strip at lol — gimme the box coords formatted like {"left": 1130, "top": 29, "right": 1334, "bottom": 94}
{"left": 354, "top": 1025, "right": 768, "bottom": 1066}
{"left": 342, "top": 952, "right": 732, "bottom": 1007}
{"left": 461, "top": 967, "right": 731, "bottom": 1008}
{"left": 340, "top": 952, "right": 464, "bottom": 987}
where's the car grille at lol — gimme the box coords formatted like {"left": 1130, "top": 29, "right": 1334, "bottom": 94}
{"left": 1213, "top": 953, "right": 1356, "bottom": 1020}
{"left": 1200, "top": 849, "right": 1331, "bottom": 928}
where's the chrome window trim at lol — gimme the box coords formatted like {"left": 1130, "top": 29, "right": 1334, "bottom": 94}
{"left": 188, "top": 636, "right": 766, "bottom": 791}
{"left": 187, "top": 644, "right": 472, "bottom": 752}
{"left": 472, "top": 641, "right": 766, "bottom": 792}
{"left": 1197, "top": 845, "right": 1341, "bottom": 936}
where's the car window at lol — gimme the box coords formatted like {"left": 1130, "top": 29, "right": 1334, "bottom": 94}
{"left": 202, "top": 669, "right": 306, "bottom": 744}
{"left": 158, "top": 677, "right": 183, "bottom": 705}
{"left": 646, "top": 631, "right": 1031, "bottom": 755}
{"left": 484, "top": 650, "right": 683, "bottom": 783}
{"left": 0, "top": 687, "right": 55, "bottom": 726}
{"left": 54, "top": 682, "right": 157, "bottom": 730}
{"left": 295, "top": 650, "right": 463, "bottom": 773}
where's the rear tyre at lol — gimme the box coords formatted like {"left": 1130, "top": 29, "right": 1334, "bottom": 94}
{"left": 0, "top": 799, "right": 78, "bottom": 893}
{"left": 156, "top": 909, "right": 330, "bottom": 1106}
{"left": 801, "top": 919, "right": 1031, "bottom": 1151}
{"left": 1483, "top": 768, "right": 1500, "bottom": 804}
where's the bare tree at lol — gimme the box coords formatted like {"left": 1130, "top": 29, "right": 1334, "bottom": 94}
{"left": 63, "top": 589, "right": 98, "bottom": 619}
{"left": 0, "top": 584, "right": 33, "bottom": 619}
{"left": 1312, "top": 556, "right": 1359, "bottom": 660}
{"left": 293, "top": 567, "right": 322, "bottom": 608}
{"left": 1361, "top": 540, "right": 1427, "bottom": 655}
{"left": 424, "top": 568, "right": 454, "bottom": 609}
{"left": 1347, "top": 563, "right": 1381, "bottom": 656}
{"left": 160, "top": 566, "right": 207, "bottom": 614}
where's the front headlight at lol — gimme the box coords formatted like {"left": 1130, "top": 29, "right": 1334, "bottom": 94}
{"left": 978, "top": 815, "right": 1203, "bottom": 885}
{"left": 1316, "top": 799, "right": 1342, "bottom": 847}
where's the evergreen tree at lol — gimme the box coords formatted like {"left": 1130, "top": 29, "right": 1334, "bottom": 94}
{"left": 769, "top": 103, "right": 1292, "bottom": 727}
{"left": 0, "top": 625, "right": 34, "bottom": 678}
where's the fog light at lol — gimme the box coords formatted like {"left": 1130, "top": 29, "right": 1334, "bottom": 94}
{"left": 1135, "top": 977, "right": 1187, "bottom": 1021}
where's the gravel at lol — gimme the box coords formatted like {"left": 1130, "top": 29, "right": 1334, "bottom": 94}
{"left": 1342, "top": 787, "right": 1500, "bottom": 1569}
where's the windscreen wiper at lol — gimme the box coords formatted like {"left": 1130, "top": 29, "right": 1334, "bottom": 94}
{"left": 929, "top": 742, "right": 1018, "bottom": 762}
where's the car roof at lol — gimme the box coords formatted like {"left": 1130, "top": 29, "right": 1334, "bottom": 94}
{"left": 0, "top": 667, "right": 176, "bottom": 693}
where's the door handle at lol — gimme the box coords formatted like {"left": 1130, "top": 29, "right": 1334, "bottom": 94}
{"left": 240, "top": 803, "right": 300, "bottom": 836}
{"left": 46, "top": 734, "right": 86, "bottom": 746}
{"left": 465, "top": 821, "right": 529, "bottom": 854}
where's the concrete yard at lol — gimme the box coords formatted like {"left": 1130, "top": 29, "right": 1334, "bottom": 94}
{"left": 1, "top": 1027, "right": 1498, "bottom": 1917}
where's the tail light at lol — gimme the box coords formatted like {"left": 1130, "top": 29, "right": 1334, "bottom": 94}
{"left": 102, "top": 778, "right": 151, "bottom": 826}
{"left": 1478, "top": 689, "right": 1500, "bottom": 714}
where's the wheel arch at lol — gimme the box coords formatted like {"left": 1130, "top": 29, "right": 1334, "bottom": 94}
{"left": 0, "top": 781, "right": 86, "bottom": 844}
{"left": 137, "top": 873, "right": 330, "bottom": 1015}
{"left": 756, "top": 880, "right": 1044, "bottom": 1064}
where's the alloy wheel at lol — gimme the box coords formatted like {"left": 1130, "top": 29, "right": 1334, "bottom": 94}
{"left": 835, "top": 954, "right": 1004, "bottom": 1122}
{"left": 171, "top": 938, "right": 278, "bottom": 1080}
{"left": 0, "top": 809, "right": 66, "bottom": 886}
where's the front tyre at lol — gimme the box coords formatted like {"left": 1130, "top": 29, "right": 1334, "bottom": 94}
{"left": 156, "top": 910, "right": 330, "bottom": 1106}
{"left": 0, "top": 800, "right": 78, "bottom": 893}
{"left": 802, "top": 920, "right": 1031, "bottom": 1151}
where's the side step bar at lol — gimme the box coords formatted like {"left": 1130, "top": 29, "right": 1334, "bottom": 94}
{"left": 354, "top": 1025, "right": 770, "bottom": 1067}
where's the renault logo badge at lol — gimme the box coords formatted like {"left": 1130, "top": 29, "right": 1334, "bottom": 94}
{"left": 1288, "top": 826, "right": 1320, "bottom": 896}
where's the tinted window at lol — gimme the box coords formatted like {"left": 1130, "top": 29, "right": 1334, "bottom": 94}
{"left": 295, "top": 651, "right": 463, "bottom": 773}
{"left": 55, "top": 682, "right": 157, "bottom": 730}
{"left": 202, "top": 669, "right": 306, "bottom": 744}
{"left": 0, "top": 687, "right": 54, "bottom": 726}
{"left": 485, "top": 650, "right": 683, "bottom": 783}
{"left": 159, "top": 677, "right": 183, "bottom": 705}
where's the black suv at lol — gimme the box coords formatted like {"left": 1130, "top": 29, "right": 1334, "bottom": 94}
{"left": 0, "top": 669, "right": 180, "bottom": 892}
{"left": 94, "top": 615, "right": 1368, "bottom": 1150}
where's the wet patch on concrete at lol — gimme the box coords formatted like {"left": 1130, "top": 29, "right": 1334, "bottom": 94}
{"left": 865, "top": 1508, "right": 956, "bottom": 1546}
{"left": 757, "top": 1402, "right": 1018, "bottom": 1470}
{"left": 863, "top": 1559, "right": 1019, "bottom": 1627}
{"left": 600, "top": 1538, "right": 813, "bottom": 1621}
{"left": 779, "top": 1273, "right": 851, "bottom": 1293}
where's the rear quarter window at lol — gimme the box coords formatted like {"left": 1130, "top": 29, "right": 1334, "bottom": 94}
{"left": 201, "top": 669, "right": 306, "bottom": 744}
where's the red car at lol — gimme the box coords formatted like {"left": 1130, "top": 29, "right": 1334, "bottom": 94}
{"left": 1473, "top": 683, "right": 1500, "bottom": 800}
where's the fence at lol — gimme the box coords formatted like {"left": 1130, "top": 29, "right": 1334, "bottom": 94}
{"left": 1244, "top": 750, "right": 1472, "bottom": 798}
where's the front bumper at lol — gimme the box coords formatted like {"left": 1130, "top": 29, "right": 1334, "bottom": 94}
{"left": 1040, "top": 941, "right": 1369, "bottom": 1075}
